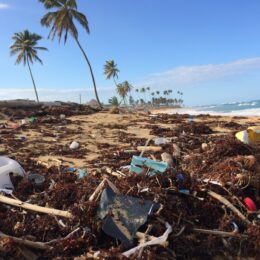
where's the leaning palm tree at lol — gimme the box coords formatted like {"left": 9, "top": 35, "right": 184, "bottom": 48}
{"left": 10, "top": 30, "right": 48, "bottom": 102}
{"left": 39, "top": 0, "right": 102, "bottom": 108}
{"left": 104, "top": 60, "right": 119, "bottom": 86}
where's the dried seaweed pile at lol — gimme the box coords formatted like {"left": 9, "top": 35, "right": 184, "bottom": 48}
{"left": 0, "top": 112, "right": 259, "bottom": 259}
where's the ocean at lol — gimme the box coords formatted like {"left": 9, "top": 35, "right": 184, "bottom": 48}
{"left": 173, "top": 100, "right": 260, "bottom": 117}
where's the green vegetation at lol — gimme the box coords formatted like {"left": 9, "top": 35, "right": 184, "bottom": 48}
{"left": 10, "top": 30, "right": 48, "bottom": 102}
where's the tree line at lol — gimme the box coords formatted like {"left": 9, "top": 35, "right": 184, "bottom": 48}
{"left": 104, "top": 60, "right": 184, "bottom": 107}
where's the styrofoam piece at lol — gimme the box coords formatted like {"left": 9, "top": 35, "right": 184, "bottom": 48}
{"left": 0, "top": 157, "right": 25, "bottom": 190}
{"left": 69, "top": 141, "right": 79, "bottom": 149}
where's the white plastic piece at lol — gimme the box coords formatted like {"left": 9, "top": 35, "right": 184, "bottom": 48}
{"left": 69, "top": 141, "right": 79, "bottom": 149}
{"left": 241, "top": 130, "right": 249, "bottom": 144}
{"left": 154, "top": 137, "right": 170, "bottom": 145}
{"left": 60, "top": 114, "right": 66, "bottom": 120}
{"left": 122, "top": 222, "right": 172, "bottom": 257}
{"left": 0, "top": 157, "right": 25, "bottom": 190}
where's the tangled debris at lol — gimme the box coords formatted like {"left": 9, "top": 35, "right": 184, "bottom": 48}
{"left": 0, "top": 108, "right": 259, "bottom": 259}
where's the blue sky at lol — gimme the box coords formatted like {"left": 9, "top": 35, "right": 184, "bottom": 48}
{"left": 0, "top": 0, "right": 260, "bottom": 105}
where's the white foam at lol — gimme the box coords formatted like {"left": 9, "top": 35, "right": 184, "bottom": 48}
{"left": 167, "top": 107, "right": 260, "bottom": 117}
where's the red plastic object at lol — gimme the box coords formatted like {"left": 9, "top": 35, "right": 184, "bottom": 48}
{"left": 244, "top": 197, "right": 257, "bottom": 212}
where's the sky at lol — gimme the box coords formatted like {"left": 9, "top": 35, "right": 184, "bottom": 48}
{"left": 0, "top": 0, "right": 260, "bottom": 106}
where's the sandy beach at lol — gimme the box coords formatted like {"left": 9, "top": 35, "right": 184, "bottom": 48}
{"left": 0, "top": 106, "right": 259, "bottom": 258}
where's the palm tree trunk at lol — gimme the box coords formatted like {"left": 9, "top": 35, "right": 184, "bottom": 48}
{"left": 75, "top": 37, "right": 102, "bottom": 109}
{"left": 27, "top": 57, "right": 39, "bottom": 102}
{"left": 113, "top": 78, "right": 118, "bottom": 87}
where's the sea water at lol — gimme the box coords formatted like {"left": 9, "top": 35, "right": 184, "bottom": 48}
{"left": 169, "top": 100, "right": 260, "bottom": 117}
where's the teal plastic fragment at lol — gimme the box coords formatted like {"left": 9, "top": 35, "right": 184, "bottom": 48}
{"left": 130, "top": 156, "right": 168, "bottom": 176}
{"left": 77, "top": 169, "right": 87, "bottom": 179}
{"left": 28, "top": 116, "right": 37, "bottom": 123}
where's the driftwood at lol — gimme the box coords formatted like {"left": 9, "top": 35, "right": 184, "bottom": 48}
{"left": 137, "top": 146, "right": 162, "bottom": 153}
{"left": 207, "top": 190, "right": 251, "bottom": 225}
{"left": 193, "top": 228, "right": 248, "bottom": 238}
{"left": 89, "top": 178, "right": 119, "bottom": 202}
{"left": 0, "top": 195, "right": 73, "bottom": 219}
{"left": 0, "top": 231, "right": 52, "bottom": 250}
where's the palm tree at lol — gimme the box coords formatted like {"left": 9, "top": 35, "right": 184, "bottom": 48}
{"left": 104, "top": 60, "right": 119, "bottom": 86}
{"left": 117, "top": 83, "right": 128, "bottom": 106}
{"left": 108, "top": 96, "right": 119, "bottom": 107}
{"left": 156, "top": 91, "right": 160, "bottom": 96}
{"left": 122, "top": 81, "right": 133, "bottom": 95}
{"left": 10, "top": 30, "right": 48, "bottom": 102}
{"left": 140, "top": 87, "right": 146, "bottom": 103}
{"left": 39, "top": 0, "right": 102, "bottom": 108}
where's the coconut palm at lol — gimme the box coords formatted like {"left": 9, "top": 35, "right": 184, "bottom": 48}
{"left": 122, "top": 81, "right": 133, "bottom": 94}
{"left": 116, "top": 83, "right": 128, "bottom": 106}
{"left": 104, "top": 60, "right": 119, "bottom": 86}
{"left": 108, "top": 96, "right": 119, "bottom": 107}
{"left": 140, "top": 87, "right": 146, "bottom": 103}
{"left": 39, "top": 0, "right": 102, "bottom": 108}
{"left": 10, "top": 30, "right": 48, "bottom": 102}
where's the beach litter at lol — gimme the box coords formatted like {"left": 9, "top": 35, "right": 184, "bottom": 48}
{"left": 0, "top": 156, "right": 25, "bottom": 190}
{"left": 236, "top": 126, "right": 260, "bottom": 144}
{"left": 28, "top": 173, "right": 45, "bottom": 186}
{"left": 0, "top": 105, "right": 259, "bottom": 259}
{"left": 69, "top": 141, "right": 80, "bottom": 149}
{"left": 130, "top": 155, "right": 169, "bottom": 176}
{"left": 98, "top": 187, "right": 159, "bottom": 247}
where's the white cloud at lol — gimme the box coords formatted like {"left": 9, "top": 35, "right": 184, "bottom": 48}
{"left": 142, "top": 57, "right": 260, "bottom": 88}
{"left": 0, "top": 3, "right": 10, "bottom": 9}
{"left": 0, "top": 87, "right": 116, "bottom": 103}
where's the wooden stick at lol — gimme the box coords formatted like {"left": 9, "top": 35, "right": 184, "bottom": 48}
{"left": 137, "top": 146, "right": 162, "bottom": 153}
{"left": 0, "top": 232, "right": 51, "bottom": 250}
{"left": 193, "top": 228, "right": 248, "bottom": 238}
{"left": 0, "top": 195, "right": 73, "bottom": 219}
{"left": 89, "top": 178, "right": 119, "bottom": 202}
{"left": 207, "top": 190, "right": 251, "bottom": 225}
{"left": 46, "top": 227, "right": 81, "bottom": 245}
{"left": 89, "top": 179, "right": 106, "bottom": 201}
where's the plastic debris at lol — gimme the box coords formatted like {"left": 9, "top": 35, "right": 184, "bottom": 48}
{"left": 60, "top": 114, "right": 66, "bottom": 120}
{"left": 154, "top": 137, "right": 170, "bottom": 145}
{"left": 179, "top": 189, "right": 190, "bottom": 195}
{"left": 77, "top": 169, "right": 87, "bottom": 179}
{"left": 161, "top": 152, "right": 173, "bottom": 166}
{"left": 236, "top": 126, "right": 260, "bottom": 145}
{"left": 19, "top": 136, "right": 27, "bottom": 142}
{"left": 244, "top": 197, "right": 257, "bottom": 212}
{"left": 201, "top": 143, "right": 208, "bottom": 151}
{"left": 130, "top": 156, "right": 168, "bottom": 176}
{"left": 28, "top": 174, "right": 45, "bottom": 186}
{"left": 69, "top": 141, "right": 80, "bottom": 149}
{"left": 0, "top": 157, "right": 25, "bottom": 190}
{"left": 172, "top": 143, "right": 181, "bottom": 157}
{"left": 177, "top": 173, "right": 185, "bottom": 182}
{"left": 98, "top": 187, "right": 159, "bottom": 246}
{"left": 28, "top": 116, "right": 37, "bottom": 123}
